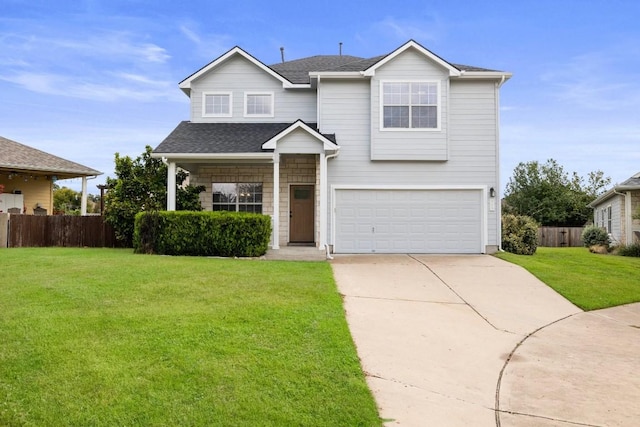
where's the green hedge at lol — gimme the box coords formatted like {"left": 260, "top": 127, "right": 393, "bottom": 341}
{"left": 134, "top": 211, "right": 272, "bottom": 257}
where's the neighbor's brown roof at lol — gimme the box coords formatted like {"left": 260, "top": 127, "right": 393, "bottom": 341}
{"left": 0, "top": 136, "right": 101, "bottom": 177}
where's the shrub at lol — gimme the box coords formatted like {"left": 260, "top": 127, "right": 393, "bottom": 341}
{"left": 502, "top": 214, "right": 539, "bottom": 255}
{"left": 581, "top": 225, "right": 610, "bottom": 247}
{"left": 617, "top": 243, "right": 640, "bottom": 257}
{"left": 134, "top": 211, "right": 272, "bottom": 257}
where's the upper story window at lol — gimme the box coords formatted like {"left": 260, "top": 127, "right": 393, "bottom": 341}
{"left": 244, "top": 92, "right": 274, "bottom": 117}
{"left": 203, "top": 92, "right": 232, "bottom": 117}
{"left": 382, "top": 81, "right": 439, "bottom": 130}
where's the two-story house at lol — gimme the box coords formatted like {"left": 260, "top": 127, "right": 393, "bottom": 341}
{"left": 153, "top": 40, "right": 511, "bottom": 254}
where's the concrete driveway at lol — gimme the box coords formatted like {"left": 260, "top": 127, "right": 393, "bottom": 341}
{"left": 330, "top": 254, "right": 640, "bottom": 426}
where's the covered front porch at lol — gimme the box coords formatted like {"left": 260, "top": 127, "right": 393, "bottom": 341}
{"left": 155, "top": 120, "right": 339, "bottom": 251}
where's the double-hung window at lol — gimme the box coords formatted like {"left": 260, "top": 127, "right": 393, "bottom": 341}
{"left": 244, "top": 92, "right": 274, "bottom": 117}
{"left": 203, "top": 92, "right": 232, "bottom": 117}
{"left": 382, "top": 81, "right": 439, "bottom": 129}
{"left": 212, "top": 183, "right": 263, "bottom": 214}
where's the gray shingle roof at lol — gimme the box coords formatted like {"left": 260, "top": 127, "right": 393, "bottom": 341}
{"left": 268, "top": 53, "right": 498, "bottom": 83}
{"left": 154, "top": 121, "right": 336, "bottom": 154}
{"left": 0, "top": 136, "right": 101, "bottom": 177}
{"left": 620, "top": 174, "right": 640, "bottom": 187}
{"left": 269, "top": 55, "right": 365, "bottom": 84}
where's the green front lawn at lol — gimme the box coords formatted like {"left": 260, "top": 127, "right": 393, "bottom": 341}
{"left": 496, "top": 247, "right": 640, "bottom": 311}
{"left": 0, "top": 248, "right": 380, "bottom": 426}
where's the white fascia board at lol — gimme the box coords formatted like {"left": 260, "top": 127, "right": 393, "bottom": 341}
{"left": 150, "top": 152, "right": 274, "bottom": 161}
{"left": 362, "top": 40, "right": 462, "bottom": 77}
{"left": 454, "top": 71, "right": 513, "bottom": 81}
{"left": 262, "top": 121, "right": 339, "bottom": 151}
{"left": 179, "top": 46, "right": 300, "bottom": 90}
{"left": 309, "top": 72, "right": 363, "bottom": 79}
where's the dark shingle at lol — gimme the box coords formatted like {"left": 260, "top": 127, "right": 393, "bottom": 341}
{"left": 269, "top": 55, "right": 365, "bottom": 83}
{"left": 154, "top": 122, "right": 336, "bottom": 154}
{"left": 268, "top": 52, "right": 499, "bottom": 83}
{"left": 0, "top": 136, "right": 101, "bottom": 176}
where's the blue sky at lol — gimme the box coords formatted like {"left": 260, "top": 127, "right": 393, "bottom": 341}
{"left": 1, "top": 0, "right": 639, "bottom": 193}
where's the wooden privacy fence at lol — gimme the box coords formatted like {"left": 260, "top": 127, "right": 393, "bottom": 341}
{"left": 538, "top": 226, "right": 584, "bottom": 247}
{"left": 6, "top": 214, "right": 121, "bottom": 248}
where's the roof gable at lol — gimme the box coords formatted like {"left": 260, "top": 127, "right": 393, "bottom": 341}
{"left": 179, "top": 47, "right": 305, "bottom": 94}
{"left": 362, "top": 40, "right": 461, "bottom": 77}
{"left": 262, "top": 120, "right": 339, "bottom": 151}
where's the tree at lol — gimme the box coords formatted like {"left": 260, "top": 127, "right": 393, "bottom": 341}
{"left": 104, "top": 146, "right": 205, "bottom": 245}
{"left": 53, "top": 185, "right": 100, "bottom": 215}
{"left": 504, "top": 159, "right": 610, "bottom": 226}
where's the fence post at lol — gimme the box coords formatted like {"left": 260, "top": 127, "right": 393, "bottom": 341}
{"left": 0, "top": 213, "right": 8, "bottom": 248}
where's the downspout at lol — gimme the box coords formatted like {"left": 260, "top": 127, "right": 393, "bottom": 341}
{"left": 324, "top": 150, "right": 339, "bottom": 260}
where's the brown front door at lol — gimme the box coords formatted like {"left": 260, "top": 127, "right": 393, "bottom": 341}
{"left": 289, "top": 185, "right": 314, "bottom": 243}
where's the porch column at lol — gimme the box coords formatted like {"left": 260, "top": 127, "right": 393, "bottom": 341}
{"left": 167, "top": 161, "right": 176, "bottom": 211}
{"left": 80, "top": 176, "right": 88, "bottom": 215}
{"left": 626, "top": 191, "right": 633, "bottom": 244}
{"left": 318, "top": 152, "right": 327, "bottom": 249}
{"left": 272, "top": 156, "right": 280, "bottom": 249}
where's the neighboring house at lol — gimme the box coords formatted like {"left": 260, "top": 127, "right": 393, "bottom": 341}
{"left": 153, "top": 40, "right": 511, "bottom": 254}
{"left": 0, "top": 136, "right": 102, "bottom": 215}
{"left": 588, "top": 172, "right": 640, "bottom": 245}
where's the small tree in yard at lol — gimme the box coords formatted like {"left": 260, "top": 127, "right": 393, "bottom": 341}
{"left": 502, "top": 214, "right": 539, "bottom": 255}
{"left": 104, "top": 146, "right": 205, "bottom": 246}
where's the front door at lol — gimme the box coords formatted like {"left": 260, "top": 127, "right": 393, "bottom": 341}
{"left": 289, "top": 185, "right": 314, "bottom": 243}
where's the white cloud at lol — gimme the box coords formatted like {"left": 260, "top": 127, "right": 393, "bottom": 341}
{"left": 540, "top": 49, "right": 640, "bottom": 111}
{"left": 177, "top": 21, "right": 231, "bottom": 60}
{"left": 375, "top": 16, "right": 444, "bottom": 43}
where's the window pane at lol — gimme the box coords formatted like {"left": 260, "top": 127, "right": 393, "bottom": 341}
{"left": 212, "top": 183, "right": 237, "bottom": 204}
{"left": 383, "top": 82, "right": 409, "bottom": 105}
{"left": 411, "top": 83, "right": 437, "bottom": 105}
{"left": 247, "top": 94, "right": 272, "bottom": 115}
{"left": 384, "top": 106, "right": 410, "bottom": 128}
{"left": 412, "top": 106, "right": 437, "bottom": 128}
{"left": 205, "top": 94, "right": 229, "bottom": 115}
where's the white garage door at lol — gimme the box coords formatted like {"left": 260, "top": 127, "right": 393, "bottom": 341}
{"left": 334, "top": 189, "right": 482, "bottom": 254}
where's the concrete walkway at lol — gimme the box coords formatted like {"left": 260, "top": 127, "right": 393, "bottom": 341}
{"left": 330, "top": 254, "right": 640, "bottom": 426}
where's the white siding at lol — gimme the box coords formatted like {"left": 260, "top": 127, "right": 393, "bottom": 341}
{"left": 189, "top": 55, "right": 316, "bottom": 123}
{"left": 370, "top": 48, "right": 449, "bottom": 160}
{"left": 275, "top": 128, "right": 326, "bottom": 155}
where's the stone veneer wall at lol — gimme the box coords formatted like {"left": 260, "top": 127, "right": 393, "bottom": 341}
{"left": 190, "top": 154, "right": 320, "bottom": 247}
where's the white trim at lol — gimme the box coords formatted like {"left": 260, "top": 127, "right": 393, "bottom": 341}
{"left": 151, "top": 152, "right": 275, "bottom": 161}
{"left": 379, "top": 80, "right": 442, "bottom": 132}
{"left": 243, "top": 91, "right": 274, "bottom": 118}
{"left": 179, "top": 47, "right": 308, "bottom": 92}
{"left": 309, "top": 72, "right": 363, "bottom": 79}
{"left": 167, "top": 162, "right": 176, "bottom": 211}
{"left": 202, "top": 91, "right": 232, "bottom": 117}
{"left": 318, "top": 153, "right": 327, "bottom": 248}
{"left": 454, "top": 71, "right": 513, "bottom": 81}
{"left": 262, "top": 120, "right": 339, "bottom": 151}
{"left": 272, "top": 159, "right": 280, "bottom": 249}
{"left": 625, "top": 191, "right": 633, "bottom": 244}
{"left": 330, "top": 185, "right": 488, "bottom": 254}
{"left": 362, "top": 40, "right": 461, "bottom": 77}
